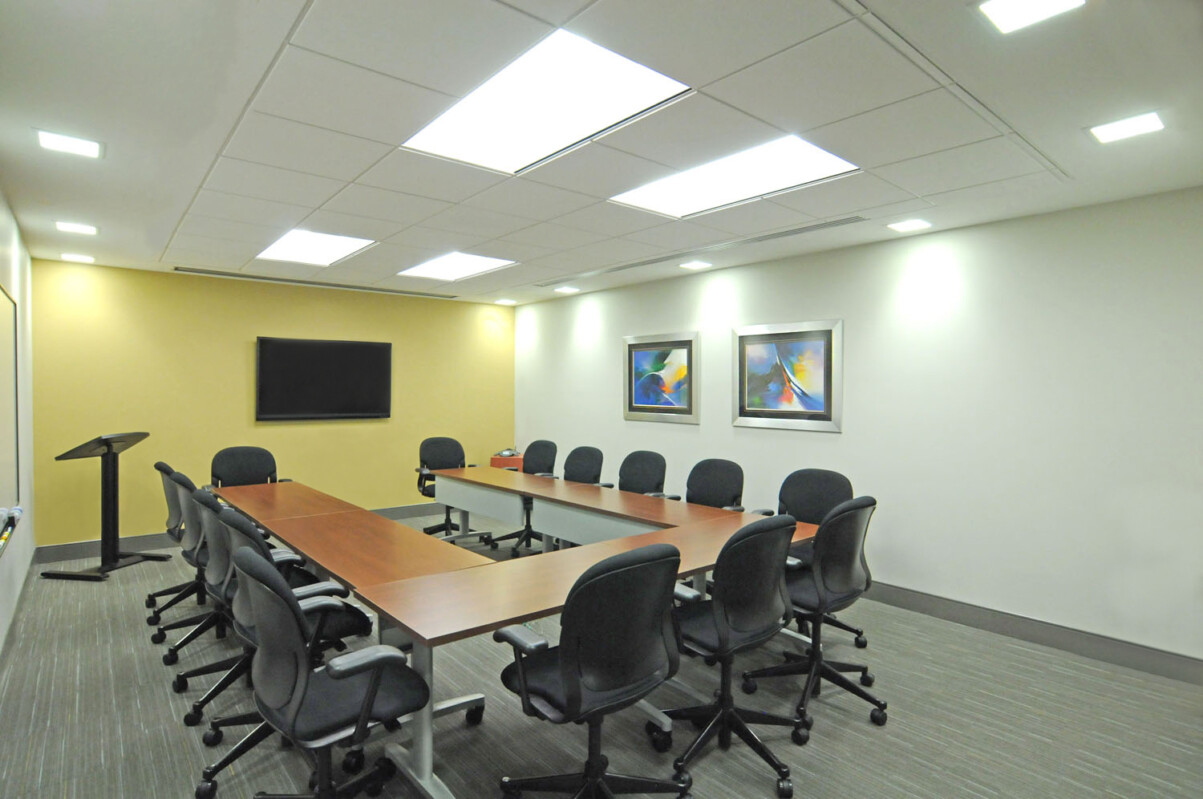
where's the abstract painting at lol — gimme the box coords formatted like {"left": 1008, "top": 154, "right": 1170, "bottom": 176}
{"left": 733, "top": 320, "right": 843, "bottom": 432}
{"left": 623, "top": 332, "right": 699, "bottom": 424}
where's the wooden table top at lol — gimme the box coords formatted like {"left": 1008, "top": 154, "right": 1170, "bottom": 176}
{"left": 215, "top": 481, "right": 360, "bottom": 523}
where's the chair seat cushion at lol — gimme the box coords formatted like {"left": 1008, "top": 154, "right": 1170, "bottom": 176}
{"left": 238, "top": 604, "right": 371, "bottom": 649}
{"left": 788, "top": 539, "right": 814, "bottom": 568}
{"left": 419, "top": 484, "right": 436, "bottom": 498}
{"left": 500, "top": 646, "right": 665, "bottom": 723}
{"left": 182, "top": 544, "right": 208, "bottom": 568}
{"left": 674, "top": 600, "right": 783, "bottom": 656}
{"left": 786, "top": 571, "right": 858, "bottom": 614}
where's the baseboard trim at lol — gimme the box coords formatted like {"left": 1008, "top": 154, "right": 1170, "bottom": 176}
{"left": 867, "top": 582, "right": 1202, "bottom": 686}
{"left": 371, "top": 503, "right": 443, "bottom": 521}
{"left": 35, "top": 533, "right": 174, "bottom": 564}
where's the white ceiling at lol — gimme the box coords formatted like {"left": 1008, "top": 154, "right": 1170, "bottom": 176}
{"left": 2, "top": 0, "right": 1200, "bottom": 304}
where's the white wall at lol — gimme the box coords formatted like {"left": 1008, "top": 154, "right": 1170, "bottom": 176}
{"left": 0, "top": 188, "right": 34, "bottom": 654}
{"left": 516, "top": 187, "right": 1203, "bottom": 660}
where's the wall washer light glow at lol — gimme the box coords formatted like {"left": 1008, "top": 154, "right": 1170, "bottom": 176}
{"left": 895, "top": 247, "right": 964, "bottom": 324}
{"left": 38, "top": 130, "right": 101, "bottom": 158}
{"left": 888, "top": 219, "right": 933, "bottom": 233}
{"left": 403, "top": 30, "right": 688, "bottom": 174}
{"left": 679, "top": 260, "right": 712, "bottom": 270}
{"left": 61, "top": 253, "right": 95, "bottom": 263}
{"left": 495, "top": 298, "right": 518, "bottom": 306}
{"left": 257, "top": 230, "right": 375, "bottom": 266}
{"left": 1090, "top": 112, "right": 1164, "bottom": 143}
{"left": 611, "top": 136, "right": 857, "bottom": 218}
{"left": 56, "top": 221, "right": 97, "bottom": 235}
{"left": 979, "top": 0, "right": 1085, "bottom": 34}
{"left": 554, "top": 286, "right": 580, "bottom": 294}
{"left": 399, "top": 251, "right": 515, "bottom": 281}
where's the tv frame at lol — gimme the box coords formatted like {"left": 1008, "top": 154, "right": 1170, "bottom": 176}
{"left": 255, "top": 336, "right": 392, "bottom": 421}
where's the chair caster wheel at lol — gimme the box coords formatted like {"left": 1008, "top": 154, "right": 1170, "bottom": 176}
{"left": 741, "top": 677, "right": 757, "bottom": 694}
{"left": 162, "top": 650, "right": 178, "bottom": 665}
{"left": 342, "top": 749, "right": 364, "bottom": 774}
{"left": 145, "top": 596, "right": 157, "bottom": 609}
{"left": 489, "top": 542, "right": 499, "bottom": 550}
{"left": 791, "top": 726, "right": 809, "bottom": 745}
{"left": 465, "top": 705, "right": 484, "bottom": 726}
{"left": 673, "top": 770, "right": 692, "bottom": 791}
{"left": 146, "top": 613, "right": 161, "bottom": 626}
{"left": 510, "top": 548, "right": 520, "bottom": 558}
{"left": 500, "top": 777, "right": 521, "bottom": 798}
{"left": 151, "top": 630, "right": 166, "bottom": 645}
{"left": 645, "top": 721, "right": 672, "bottom": 753}
{"left": 183, "top": 709, "right": 203, "bottom": 726}
{"left": 777, "top": 777, "right": 793, "bottom": 798}
{"left": 172, "top": 675, "right": 188, "bottom": 693}
{"left": 203, "top": 728, "right": 223, "bottom": 746}
{"left": 704, "top": 656, "right": 717, "bottom": 667}
{"left": 364, "top": 782, "right": 383, "bottom": 798}
{"left": 195, "top": 779, "right": 217, "bottom": 799}
{"left": 871, "top": 707, "right": 888, "bottom": 726}
{"left": 855, "top": 635, "right": 868, "bottom": 648}
{"left": 800, "top": 713, "right": 813, "bottom": 730}
{"left": 860, "top": 672, "right": 875, "bottom": 687}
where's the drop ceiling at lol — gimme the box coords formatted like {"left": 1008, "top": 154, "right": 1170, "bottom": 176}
{"left": 1, "top": 0, "right": 1200, "bottom": 304}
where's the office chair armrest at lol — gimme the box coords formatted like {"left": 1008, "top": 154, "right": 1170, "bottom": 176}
{"left": 597, "top": 482, "right": 614, "bottom": 488}
{"left": 664, "top": 494, "right": 682, "bottom": 501}
{"left": 493, "top": 625, "right": 549, "bottom": 654}
{"left": 674, "top": 583, "right": 703, "bottom": 604}
{"left": 326, "top": 644, "right": 409, "bottom": 678}
{"left": 278, "top": 477, "right": 292, "bottom": 482}
{"left": 503, "top": 466, "right": 518, "bottom": 471}
{"left": 466, "top": 463, "right": 477, "bottom": 467}
{"left": 292, "top": 580, "right": 350, "bottom": 600}
{"left": 722, "top": 505, "right": 745, "bottom": 512}
{"left": 785, "top": 556, "right": 805, "bottom": 571}
{"left": 749, "top": 508, "right": 774, "bottom": 517}
{"left": 297, "top": 595, "right": 345, "bottom": 616}
{"left": 269, "top": 549, "right": 304, "bottom": 568}
{"left": 534, "top": 472, "right": 557, "bottom": 478}
{"left": 415, "top": 467, "right": 433, "bottom": 475}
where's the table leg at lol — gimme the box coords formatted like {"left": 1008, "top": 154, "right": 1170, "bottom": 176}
{"left": 385, "top": 642, "right": 460, "bottom": 799}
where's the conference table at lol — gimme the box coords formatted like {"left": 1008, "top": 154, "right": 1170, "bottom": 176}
{"left": 220, "top": 470, "right": 818, "bottom": 799}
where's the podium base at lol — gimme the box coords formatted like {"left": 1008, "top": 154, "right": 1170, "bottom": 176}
{"left": 42, "top": 551, "right": 172, "bottom": 582}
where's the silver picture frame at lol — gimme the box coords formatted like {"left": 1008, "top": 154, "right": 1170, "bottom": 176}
{"left": 732, "top": 320, "right": 843, "bottom": 433}
{"left": 622, "top": 331, "right": 700, "bottom": 424}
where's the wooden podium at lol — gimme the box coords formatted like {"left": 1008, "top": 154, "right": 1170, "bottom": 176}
{"left": 41, "top": 432, "right": 171, "bottom": 582}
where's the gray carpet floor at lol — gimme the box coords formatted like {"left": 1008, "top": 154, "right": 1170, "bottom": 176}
{"left": 1, "top": 515, "right": 1200, "bottom": 799}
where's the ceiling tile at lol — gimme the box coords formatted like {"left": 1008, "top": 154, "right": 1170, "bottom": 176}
{"left": 693, "top": 199, "right": 818, "bottom": 236}
{"left": 223, "top": 112, "right": 393, "bottom": 180}
{"left": 369, "top": 273, "right": 467, "bottom": 295}
{"left": 440, "top": 263, "right": 547, "bottom": 294}
{"left": 806, "top": 89, "right": 1001, "bottom": 168}
{"left": 873, "top": 138, "right": 1046, "bottom": 196}
{"left": 162, "top": 246, "right": 251, "bottom": 270}
{"left": 292, "top": 0, "right": 550, "bottom": 96}
{"left": 601, "top": 93, "right": 782, "bottom": 169}
{"left": 296, "top": 209, "right": 406, "bottom": 241}
{"left": 501, "top": 0, "right": 595, "bottom": 26}
{"left": 500, "top": 222, "right": 608, "bottom": 249}
{"left": 385, "top": 225, "right": 490, "bottom": 252}
{"left": 177, "top": 214, "right": 284, "bottom": 246}
{"left": 462, "top": 178, "right": 597, "bottom": 220}
{"left": 189, "top": 188, "right": 311, "bottom": 228}
{"left": 252, "top": 46, "right": 455, "bottom": 145}
{"left": 625, "top": 221, "right": 731, "bottom": 250}
{"left": 553, "top": 201, "right": 668, "bottom": 236}
{"left": 422, "top": 205, "right": 536, "bottom": 238}
{"left": 322, "top": 184, "right": 449, "bottom": 225}
{"left": 467, "top": 239, "right": 557, "bottom": 263}
{"left": 707, "top": 20, "right": 937, "bottom": 132}
{"left": 204, "top": 157, "right": 344, "bottom": 207}
{"left": 167, "top": 233, "right": 264, "bottom": 262}
{"left": 241, "top": 261, "right": 327, "bottom": 280}
{"left": 358, "top": 149, "right": 507, "bottom": 202}
{"left": 523, "top": 143, "right": 676, "bottom": 198}
{"left": 563, "top": 236, "right": 664, "bottom": 269}
{"left": 925, "top": 172, "right": 1068, "bottom": 214}
{"left": 770, "top": 172, "right": 916, "bottom": 218}
{"left": 569, "top": 0, "right": 851, "bottom": 87}
{"left": 325, "top": 242, "right": 440, "bottom": 279}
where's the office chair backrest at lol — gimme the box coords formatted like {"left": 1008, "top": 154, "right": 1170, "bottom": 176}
{"left": 522, "top": 439, "right": 557, "bottom": 475}
{"left": 155, "top": 461, "right": 183, "bottom": 537}
{"left": 170, "top": 471, "right": 202, "bottom": 553}
{"left": 618, "top": 450, "right": 666, "bottom": 494}
{"left": 812, "top": 497, "right": 876, "bottom": 604}
{"left": 211, "top": 446, "right": 277, "bottom": 487}
{"left": 558, "top": 543, "right": 681, "bottom": 719}
{"left": 234, "top": 547, "right": 314, "bottom": 738}
{"left": 418, "top": 437, "right": 466, "bottom": 470}
{"left": 194, "top": 489, "right": 234, "bottom": 598}
{"left": 220, "top": 507, "right": 272, "bottom": 628}
{"left": 685, "top": 458, "right": 743, "bottom": 508}
{"left": 710, "top": 515, "right": 795, "bottom": 652}
{"left": 778, "top": 469, "right": 853, "bottom": 524}
{"left": 562, "top": 446, "right": 603, "bottom": 484}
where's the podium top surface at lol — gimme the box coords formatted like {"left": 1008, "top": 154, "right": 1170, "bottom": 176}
{"left": 56, "top": 432, "right": 149, "bottom": 461}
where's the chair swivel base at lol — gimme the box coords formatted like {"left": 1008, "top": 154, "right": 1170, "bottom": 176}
{"left": 742, "top": 651, "right": 888, "bottom": 732}
{"left": 220, "top": 750, "right": 395, "bottom": 799}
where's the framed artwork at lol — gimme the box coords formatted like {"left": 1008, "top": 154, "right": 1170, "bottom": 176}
{"left": 623, "top": 332, "right": 699, "bottom": 424}
{"left": 733, "top": 320, "right": 843, "bottom": 432}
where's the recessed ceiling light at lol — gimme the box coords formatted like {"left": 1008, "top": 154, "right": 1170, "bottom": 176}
{"left": 494, "top": 299, "right": 518, "bottom": 306}
{"left": 403, "top": 30, "right": 689, "bottom": 174}
{"left": 679, "top": 260, "right": 712, "bottom": 270}
{"left": 554, "top": 286, "right": 580, "bottom": 294}
{"left": 610, "top": 136, "right": 857, "bottom": 218}
{"left": 1090, "top": 112, "right": 1164, "bottom": 143}
{"left": 56, "top": 221, "right": 97, "bottom": 235}
{"left": 256, "top": 230, "right": 375, "bottom": 266}
{"left": 888, "top": 219, "right": 933, "bottom": 233}
{"left": 399, "top": 252, "right": 515, "bottom": 281}
{"left": 61, "top": 253, "right": 95, "bottom": 263}
{"left": 37, "top": 130, "right": 102, "bottom": 158}
{"left": 979, "top": 0, "right": 1085, "bottom": 34}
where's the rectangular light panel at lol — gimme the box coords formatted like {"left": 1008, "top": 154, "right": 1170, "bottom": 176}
{"left": 403, "top": 30, "right": 688, "bottom": 174}
{"left": 56, "top": 221, "right": 97, "bottom": 235}
{"left": 1090, "top": 112, "right": 1164, "bottom": 143}
{"left": 38, "top": 130, "right": 101, "bottom": 158}
{"left": 61, "top": 253, "right": 95, "bottom": 263}
{"left": 611, "top": 136, "right": 858, "bottom": 218}
{"left": 256, "top": 230, "right": 374, "bottom": 266}
{"left": 399, "top": 252, "right": 515, "bottom": 281}
{"left": 887, "top": 219, "right": 932, "bottom": 232}
{"left": 979, "top": 0, "right": 1085, "bottom": 34}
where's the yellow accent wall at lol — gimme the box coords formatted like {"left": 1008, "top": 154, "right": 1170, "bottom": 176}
{"left": 32, "top": 260, "right": 514, "bottom": 547}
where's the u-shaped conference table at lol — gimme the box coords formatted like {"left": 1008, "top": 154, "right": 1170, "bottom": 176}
{"left": 218, "top": 467, "right": 817, "bottom": 799}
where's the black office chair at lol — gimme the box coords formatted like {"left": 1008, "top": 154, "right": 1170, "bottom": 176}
{"left": 741, "top": 497, "right": 887, "bottom": 741}
{"left": 493, "top": 543, "right": 691, "bottom": 799}
{"left": 415, "top": 436, "right": 481, "bottom": 541}
{"left": 225, "top": 547, "right": 429, "bottom": 799}
{"left": 600, "top": 450, "right": 667, "bottom": 494}
{"left": 653, "top": 515, "right": 803, "bottom": 799}
{"left": 149, "top": 472, "right": 212, "bottom": 641}
{"left": 488, "top": 439, "right": 557, "bottom": 557}
{"left": 145, "top": 462, "right": 206, "bottom": 623}
{"left": 211, "top": 446, "right": 278, "bottom": 487}
{"left": 655, "top": 458, "right": 745, "bottom": 511}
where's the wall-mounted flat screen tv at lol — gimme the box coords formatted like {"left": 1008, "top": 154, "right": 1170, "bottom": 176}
{"left": 256, "top": 337, "right": 391, "bottom": 421}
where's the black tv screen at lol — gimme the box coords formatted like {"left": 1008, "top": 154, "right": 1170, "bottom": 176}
{"left": 256, "top": 337, "right": 391, "bottom": 421}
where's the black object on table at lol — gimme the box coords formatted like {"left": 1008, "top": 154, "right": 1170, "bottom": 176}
{"left": 41, "top": 432, "right": 171, "bottom": 582}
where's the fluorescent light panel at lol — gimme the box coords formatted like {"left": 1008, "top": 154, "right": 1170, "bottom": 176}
{"left": 679, "top": 260, "right": 712, "bottom": 270}
{"left": 256, "top": 230, "right": 374, "bottom": 266}
{"left": 61, "top": 253, "right": 94, "bottom": 263}
{"left": 399, "top": 252, "right": 514, "bottom": 281}
{"left": 38, "top": 130, "right": 101, "bottom": 158}
{"left": 495, "top": 299, "right": 518, "bottom": 306}
{"left": 888, "top": 219, "right": 932, "bottom": 233}
{"left": 1090, "top": 112, "right": 1164, "bottom": 143}
{"left": 56, "top": 221, "right": 97, "bottom": 235}
{"left": 979, "top": 0, "right": 1085, "bottom": 34}
{"left": 554, "top": 286, "right": 580, "bottom": 294}
{"left": 403, "top": 30, "right": 688, "bottom": 174}
{"left": 611, "top": 136, "right": 857, "bottom": 218}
